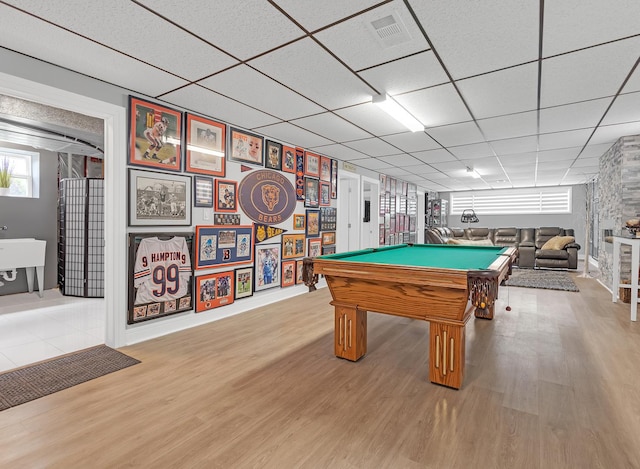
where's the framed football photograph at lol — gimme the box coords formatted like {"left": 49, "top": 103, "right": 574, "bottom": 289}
{"left": 295, "top": 259, "right": 304, "bottom": 285}
{"left": 307, "top": 238, "right": 322, "bottom": 257}
{"left": 193, "top": 175, "right": 214, "bottom": 208}
{"left": 304, "top": 177, "right": 319, "bottom": 208}
{"left": 185, "top": 113, "right": 226, "bottom": 177}
{"left": 282, "top": 145, "right": 296, "bottom": 174}
{"left": 195, "top": 271, "right": 234, "bottom": 313}
{"left": 281, "top": 260, "right": 296, "bottom": 287}
{"left": 305, "top": 210, "right": 320, "bottom": 237}
{"left": 265, "top": 140, "right": 282, "bottom": 170}
{"left": 194, "top": 225, "right": 254, "bottom": 270}
{"left": 255, "top": 243, "right": 281, "bottom": 292}
{"left": 234, "top": 267, "right": 254, "bottom": 300}
{"left": 229, "top": 127, "right": 264, "bottom": 166}
{"left": 282, "top": 233, "right": 305, "bottom": 259}
{"left": 320, "top": 156, "right": 331, "bottom": 182}
{"left": 293, "top": 214, "right": 305, "bottom": 231}
{"left": 215, "top": 179, "right": 238, "bottom": 212}
{"left": 319, "top": 181, "right": 330, "bottom": 206}
{"left": 305, "top": 151, "right": 320, "bottom": 177}
{"left": 128, "top": 168, "right": 191, "bottom": 226}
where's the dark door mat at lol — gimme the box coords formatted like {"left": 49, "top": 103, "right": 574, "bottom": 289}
{"left": 0, "top": 345, "right": 140, "bottom": 411}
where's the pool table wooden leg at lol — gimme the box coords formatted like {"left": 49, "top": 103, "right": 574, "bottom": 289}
{"left": 429, "top": 321, "right": 465, "bottom": 389}
{"left": 333, "top": 303, "right": 367, "bottom": 362}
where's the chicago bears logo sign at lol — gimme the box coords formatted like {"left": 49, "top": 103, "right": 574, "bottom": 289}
{"left": 238, "top": 170, "right": 297, "bottom": 225}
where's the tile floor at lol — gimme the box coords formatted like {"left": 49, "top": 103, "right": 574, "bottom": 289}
{"left": 0, "top": 289, "right": 104, "bottom": 372}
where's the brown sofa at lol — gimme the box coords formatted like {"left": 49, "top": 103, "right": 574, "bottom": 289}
{"left": 425, "top": 226, "right": 580, "bottom": 269}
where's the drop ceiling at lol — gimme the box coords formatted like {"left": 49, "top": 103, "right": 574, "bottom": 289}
{"left": 1, "top": 0, "right": 638, "bottom": 192}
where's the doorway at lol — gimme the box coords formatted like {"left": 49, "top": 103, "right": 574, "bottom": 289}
{"left": 337, "top": 171, "right": 360, "bottom": 253}
{"left": 361, "top": 176, "right": 379, "bottom": 249}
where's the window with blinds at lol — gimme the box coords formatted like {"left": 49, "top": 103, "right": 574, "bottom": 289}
{"left": 450, "top": 187, "right": 572, "bottom": 215}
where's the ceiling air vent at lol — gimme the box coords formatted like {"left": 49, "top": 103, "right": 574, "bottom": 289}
{"left": 366, "top": 12, "right": 412, "bottom": 48}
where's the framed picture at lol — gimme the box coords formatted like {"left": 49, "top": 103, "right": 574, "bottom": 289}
{"left": 127, "top": 233, "right": 193, "bottom": 324}
{"left": 304, "top": 177, "right": 319, "bottom": 208}
{"left": 215, "top": 214, "right": 241, "bottom": 225}
{"left": 193, "top": 175, "right": 213, "bottom": 207}
{"left": 215, "top": 179, "right": 237, "bottom": 212}
{"left": 282, "top": 145, "right": 296, "bottom": 174}
{"left": 195, "top": 271, "right": 234, "bottom": 312}
{"left": 320, "top": 156, "right": 331, "bottom": 182}
{"left": 128, "top": 96, "right": 182, "bottom": 172}
{"left": 255, "top": 243, "right": 281, "bottom": 292}
{"left": 295, "top": 259, "right": 304, "bottom": 285}
{"left": 229, "top": 127, "right": 263, "bottom": 166}
{"left": 305, "top": 152, "right": 320, "bottom": 177}
{"left": 281, "top": 260, "right": 296, "bottom": 287}
{"left": 234, "top": 267, "right": 254, "bottom": 300}
{"left": 195, "top": 225, "right": 254, "bottom": 269}
{"left": 320, "top": 207, "right": 337, "bottom": 231}
{"left": 265, "top": 140, "right": 282, "bottom": 170}
{"left": 128, "top": 168, "right": 191, "bottom": 226}
{"left": 322, "top": 246, "right": 336, "bottom": 255}
{"left": 293, "top": 214, "right": 305, "bottom": 231}
{"left": 331, "top": 159, "right": 338, "bottom": 199}
{"left": 185, "top": 113, "right": 226, "bottom": 177}
{"left": 305, "top": 210, "right": 320, "bottom": 237}
{"left": 319, "top": 181, "right": 330, "bottom": 206}
{"left": 322, "top": 231, "right": 336, "bottom": 246}
{"left": 282, "top": 233, "right": 306, "bottom": 259}
{"left": 295, "top": 148, "right": 305, "bottom": 201}
{"left": 308, "top": 238, "right": 322, "bottom": 257}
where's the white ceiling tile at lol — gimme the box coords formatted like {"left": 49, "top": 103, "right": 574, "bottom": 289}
{"left": 537, "top": 148, "right": 580, "bottom": 162}
{"left": 274, "top": 0, "right": 380, "bottom": 32}
{"left": 199, "top": 65, "right": 323, "bottom": 120}
{"left": 539, "top": 98, "right": 611, "bottom": 133}
{"left": 395, "top": 84, "right": 472, "bottom": 127}
{"left": 137, "top": 0, "right": 304, "bottom": 60}
{"left": 541, "top": 37, "right": 640, "bottom": 107}
{"left": 490, "top": 136, "right": 538, "bottom": 155}
{"left": 314, "top": 2, "right": 430, "bottom": 70}
{"left": 308, "top": 143, "right": 368, "bottom": 161}
{"left": 249, "top": 37, "right": 374, "bottom": 109}
{"left": 344, "top": 137, "right": 401, "bottom": 157}
{"left": 163, "top": 84, "right": 278, "bottom": 129}
{"left": 0, "top": 5, "right": 188, "bottom": 97}
{"left": 359, "top": 51, "right": 449, "bottom": 95}
{"left": 499, "top": 153, "right": 537, "bottom": 167}
{"left": 256, "top": 122, "right": 333, "bottom": 148}
{"left": 457, "top": 63, "right": 538, "bottom": 118}
{"left": 290, "top": 113, "right": 371, "bottom": 142}
{"left": 335, "top": 103, "right": 410, "bottom": 135}
{"left": 351, "top": 157, "right": 393, "bottom": 171}
{"left": 448, "top": 142, "right": 495, "bottom": 159}
{"left": 382, "top": 167, "right": 413, "bottom": 177}
{"left": 622, "top": 66, "right": 640, "bottom": 94}
{"left": 538, "top": 130, "right": 593, "bottom": 151}
{"left": 590, "top": 121, "right": 640, "bottom": 145}
{"left": 579, "top": 143, "right": 613, "bottom": 158}
{"left": 411, "top": 149, "right": 456, "bottom": 164}
{"left": 430, "top": 161, "right": 467, "bottom": 173}
{"left": 381, "top": 132, "right": 440, "bottom": 153}
{"left": 411, "top": 0, "right": 539, "bottom": 79}
{"left": 602, "top": 91, "right": 640, "bottom": 125}
{"left": 477, "top": 111, "right": 538, "bottom": 141}
{"left": 377, "top": 153, "right": 423, "bottom": 166}
{"left": 571, "top": 156, "right": 600, "bottom": 168}
{"left": 544, "top": 0, "right": 640, "bottom": 56}
{"left": 427, "top": 121, "right": 485, "bottom": 147}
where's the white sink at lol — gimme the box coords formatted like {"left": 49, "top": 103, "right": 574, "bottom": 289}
{"left": 0, "top": 238, "right": 47, "bottom": 296}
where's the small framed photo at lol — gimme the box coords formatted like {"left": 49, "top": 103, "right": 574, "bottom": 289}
{"left": 128, "top": 96, "right": 182, "bottom": 172}
{"left": 229, "top": 127, "right": 263, "bottom": 166}
{"left": 331, "top": 158, "right": 338, "bottom": 199}
{"left": 185, "top": 113, "right": 226, "bottom": 177}
{"left": 305, "top": 152, "right": 320, "bottom": 177}
{"left": 282, "top": 145, "right": 296, "bottom": 174}
{"left": 255, "top": 243, "right": 281, "bottom": 292}
{"left": 195, "top": 271, "right": 234, "bottom": 313}
{"left": 265, "top": 140, "right": 282, "bottom": 170}
{"left": 304, "top": 177, "right": 319, "bottom": 208}
{"left": 319, "top": 181, "right": 330, "bottom": 206}
{"left": 281, "top": 260, "right": 296, "bottom": 287}
{"left": 322, "top": 246, "right": 336, "bottom": 255}
{"left": 308, "top": 238, "right": 322, "bottom": 257}
{"left": 193, "top": 175, "right": 213, "bottom": 207}
{"left": 234, "top": 267, "right": 254, "bottom": 300}
{"left": 322, "top": 231, "right": 336, "bottom": 246}
{"left": 128, "top": 168, "right": 191, "bottom": 226}
{"left": 215, "top": 179, "right": 237, "bottom": 212}
{"left": 282, "top": 233, "right": 306, "bottom": 259}
{"left": 306, "top": 210, "right": 320, "bottom": 237}
{"left": 320, "top": 156, "right": 331, "bottom": 182}
{"left": 295, "top": 259, "right": 304, "bottom": 285}
{"left": 293, "top": 214, "right": 305, "bottom": 231}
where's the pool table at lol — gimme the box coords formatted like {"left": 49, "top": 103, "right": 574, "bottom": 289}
{"left": 303, "top": 243, "right": 517, "bottom": 389}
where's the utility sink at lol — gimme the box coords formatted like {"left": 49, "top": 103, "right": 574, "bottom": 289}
{"left": 0, "top": 238, "right": 46, "bottom": 296}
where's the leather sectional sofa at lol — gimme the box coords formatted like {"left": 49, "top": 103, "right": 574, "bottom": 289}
{"left": 425, "top": 226, "right": 581, "bottom": 269}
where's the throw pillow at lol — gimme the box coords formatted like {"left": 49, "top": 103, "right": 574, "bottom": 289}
{"left": 541, "top": 235, "right": 575, "bottom": 250}
{"left": 446, "top": 238, "right": 494, "bottom": 246}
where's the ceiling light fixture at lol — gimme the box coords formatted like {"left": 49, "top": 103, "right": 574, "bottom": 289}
{"left": 372, "top": 93, "right": 424, "bottom": 132}
{"left": 466, "top": 166, "right": 480, "bottom": 179}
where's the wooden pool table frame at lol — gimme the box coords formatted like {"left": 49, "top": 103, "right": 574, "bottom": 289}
{"left": 304, "top": 245, "right": 517, "bottom": 389}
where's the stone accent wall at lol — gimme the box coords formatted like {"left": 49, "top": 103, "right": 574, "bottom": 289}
{"left": 599, "top": 135, "right": 640, "bottom": 287}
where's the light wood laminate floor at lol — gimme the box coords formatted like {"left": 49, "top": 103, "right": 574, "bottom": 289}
{"left": 1, "top": 274, "right": 639, "bottom": 468}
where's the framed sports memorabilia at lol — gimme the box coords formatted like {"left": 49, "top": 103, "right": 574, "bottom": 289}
{"left": 127, "top": 233, "right": 193, "bottom": 324}
{"left": 282, "top": 145, "right": 296, "bottom": 174}
{"left": 265, "top": 140, "right": 282, "bottom": 170}
{"left": 128, "top": 168, "right": 191, "bottom": 226}
{"left": 195, "top": 271, "right": 234, "bottom": 313}
{"left": 319, "top": 181, "right": 330, "bottom": 206}
{"left": 281, "top": 260, "right": 296, "bottom": 287}
{"left": 293, "top": 214, "right": 305, "bottom": 231}
{"left": 322, "top": 245, "right": 336, "bottom": 255}
{"left": 320, "top": 156, "right": 331, "bottom": 182}
{"left": 193, "top": 175, "right": 213, "bottom": 208}
{"left": 282, "top": 233, "right": 305, "bottom": 259}
{"left": 321, "top": 231, "right": 336, "bottom": 246}
{"left": 255, "top": 243, "right": 281, "bottom": 292}
{"left": 194, "top": 225, "right": 253, "bottom": 270}
{"left": 331, "top": 158, "right": 338, "bottom": 198}
{"left": 295, "top": 147, "right": 305, "bottom": 201}
{"left": 319, "top": 207, "right": 336, "bottom": 231}
{"left": 295, "top": 259, "right": 304, "bottom": 285}
{"left": 307, "top": 238, "right": 321, "bottom": 257}
{"left": 234, "top": 267, "right": 254, "bottom": 300}
{"left": 215, "top": 179, "right": 237, "bottom": 212}
{"left": 305, "top": 152, "right": 320, "bottom": 177}
{"left": 185, "top": 113, "right": 226, "bottom": 177}
{"left": 229, "top": 127, "right": 264, "bottom": 166}
{"left": 304, "top": 177, "right": 319, "bottom": 208}
{"left": 214, "top": 214, "right": 241, "bottom": 225}
{"left": 305, "top": 210, "right": 320, "bottom": 237}
{"left": 128, "top": 96, "right": 182, "bottom": 172}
